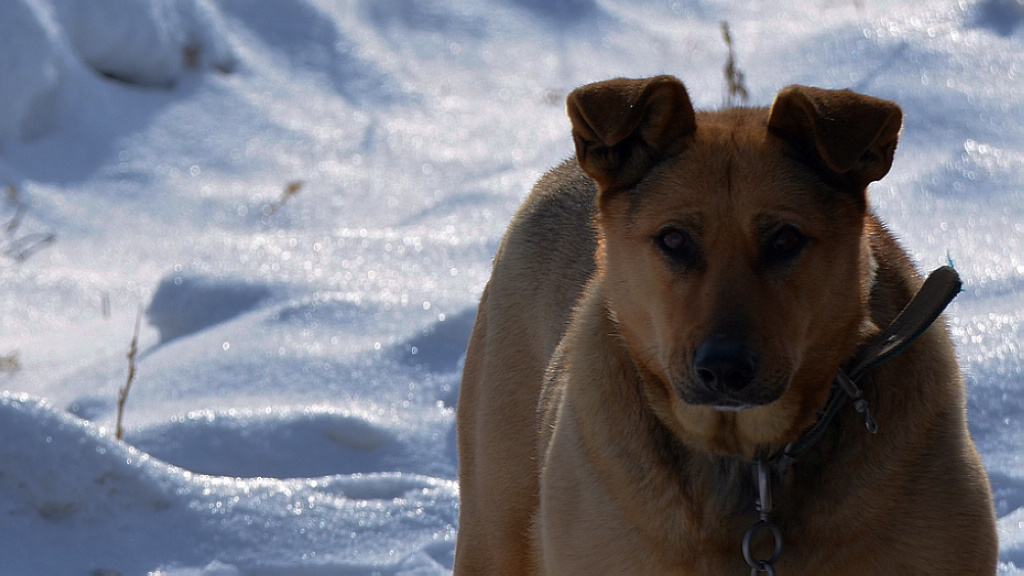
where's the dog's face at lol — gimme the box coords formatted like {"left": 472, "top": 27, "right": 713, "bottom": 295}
{"left": 568, "top": 77, "right": 902, "bottom": 457}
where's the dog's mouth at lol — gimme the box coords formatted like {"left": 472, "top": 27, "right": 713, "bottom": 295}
{"left": 676, "top": 382, "right": 784, "bottom": 411}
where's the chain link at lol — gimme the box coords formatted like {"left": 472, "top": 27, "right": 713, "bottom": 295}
{"left": 743, "top": 460, "right": 783, "bottom": 575}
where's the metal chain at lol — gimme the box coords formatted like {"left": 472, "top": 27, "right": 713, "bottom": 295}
{"left": 742, "top": 460, "right": 783, "bottom": 575}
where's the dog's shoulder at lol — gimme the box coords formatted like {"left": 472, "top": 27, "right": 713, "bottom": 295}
{"left": 508, "top": 158, "right": 597, "bottom": 245}
{"left": 476, "top": 159, "right": 600, "bottom": 372}
{"left": 863, "top": 212, "right": 925, "bottom": 327}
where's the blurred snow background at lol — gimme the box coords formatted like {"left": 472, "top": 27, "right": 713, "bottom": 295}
{"left": 0, "top": 0, "right": 1021, "bottom": 573}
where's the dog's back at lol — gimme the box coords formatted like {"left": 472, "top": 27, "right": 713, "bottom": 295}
{"left": 454, "top": 160, "right": 596, "bottom": 573}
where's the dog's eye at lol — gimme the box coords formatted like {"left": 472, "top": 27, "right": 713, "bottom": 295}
{"left": 765, "top": 225, "right": 808, "bottom": 265}
{"left": 655, "top": 228, "right": 699, "bottom": 266}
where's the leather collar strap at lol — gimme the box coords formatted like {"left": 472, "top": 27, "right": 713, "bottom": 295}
{"left": 776, "top": 265, "right": 963, "bottom": 470}
{"left": 743, "top": 266, "right": 963, "bottom": 575}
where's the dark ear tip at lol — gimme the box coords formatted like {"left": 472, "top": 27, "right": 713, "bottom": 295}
{"left": 647, "top": 75, "right": 687, "bottom": 89}
{"left": 565, "top": 75, "right": 697, "bottom": 195}
{"left": 767, "top": 85, "right": 904, "bottom": 184}
{"left": 650, "top": 76, "right": 694, "bottom": 109}
{"left": 772, "top": 84, "right": 803, "bottom": 100}
{"left": 766, "top": 86, "right": 813, "bottom": 134}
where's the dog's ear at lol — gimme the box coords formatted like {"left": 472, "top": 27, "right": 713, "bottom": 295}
{"left": 768, "top": 86, "right": 902, "bottom": 189}
{"left": 567, "top": 75, "right": 696, "bottom": 195}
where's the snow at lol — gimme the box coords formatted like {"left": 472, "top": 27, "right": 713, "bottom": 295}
{"left": 0, "top": 0, "right": 1020, "bottom": 573}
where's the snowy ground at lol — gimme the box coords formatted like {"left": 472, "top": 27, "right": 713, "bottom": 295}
{"left": 0, "top": 0, "right": 1021, "bottom": 574}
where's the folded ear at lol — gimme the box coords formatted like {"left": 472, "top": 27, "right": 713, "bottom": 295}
{"left": 567, "top": 75, "right": 696, "bottom": 195}
{"left": 768, "top": 86, "right": 903, "bottom": 190}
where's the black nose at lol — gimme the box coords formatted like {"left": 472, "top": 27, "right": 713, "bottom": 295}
{"left": 693, "top": 339, "right": 759, "bottom": 393}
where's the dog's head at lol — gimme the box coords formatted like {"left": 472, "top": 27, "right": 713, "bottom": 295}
{"left": 568, "top": 76, "right": 901, "bottom": 457}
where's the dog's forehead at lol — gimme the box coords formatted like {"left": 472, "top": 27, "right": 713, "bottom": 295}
{"left": 620, "top": 116, "right": 837, "bottom": 223}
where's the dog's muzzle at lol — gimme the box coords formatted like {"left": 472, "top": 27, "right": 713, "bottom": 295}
{"left": 680, "top": 338, "right": 779, "bottom": 410}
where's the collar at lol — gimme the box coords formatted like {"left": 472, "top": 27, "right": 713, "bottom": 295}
{"left": 743, "top": 265, "right": 963, "bottom": 574}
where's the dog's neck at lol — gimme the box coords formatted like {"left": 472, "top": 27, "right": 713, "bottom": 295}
{"left": 571, "top": 287, "right": 767, "bottom": 526}
{"left": 557, "top": 249, "right": 961, "bottom": 565}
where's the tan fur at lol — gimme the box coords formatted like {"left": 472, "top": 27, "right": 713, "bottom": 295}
{"left": 454, "top": 75, "right": 998, "bottom": 575}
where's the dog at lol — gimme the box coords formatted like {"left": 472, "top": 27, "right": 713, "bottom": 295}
{"left": 454, "top": 75, "right": 998, "bottom": 574}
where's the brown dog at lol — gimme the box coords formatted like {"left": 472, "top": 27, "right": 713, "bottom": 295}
{"left": 454, "top": 75, "right": 998, "bottom": 574}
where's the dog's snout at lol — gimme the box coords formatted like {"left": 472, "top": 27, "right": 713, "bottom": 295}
{"left": 692, "top": 340, "right": 759, "bottom": 393}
